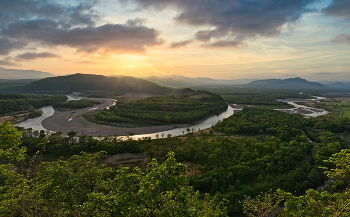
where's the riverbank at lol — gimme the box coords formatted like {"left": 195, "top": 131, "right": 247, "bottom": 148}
{"left": 41, "top": 98, "right": 189, "bottom": 136}
{"left": 1, "top": 111, "right": 42, "bottom": 124}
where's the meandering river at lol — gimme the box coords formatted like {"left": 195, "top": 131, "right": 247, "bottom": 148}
{"left": 15, "top": 95, "right": 328, "bottom": 138}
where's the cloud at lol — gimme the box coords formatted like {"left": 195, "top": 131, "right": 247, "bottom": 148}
{"left": 202, "top": 40, "right": 247, "bottom": 48}
{"left": 0, "top": 38, "right": 25, "bottom": 55}
{"left": 331, "top": 33, "right": 350, "bottom": 44}
{"left": 170, "top": 39, "right": 193, "bottom": 48}
{"left": 0, "top": 59, "right": 19, "bottom": 66}
{"left": 125, "top": 0, "right": 317, "bottom": 45}
{"left": 16, "top": 52, "right": 60, "bottom": 61}
{"left": 0, "top": 1, "right": 163, "bottom": 55}
{"left": 2, "top": 20, "right": 163, "bottom": 54}
{"left": 323, "top": 0, "right": 350, "bottom": 20}
{"left": 126, "top": 18, "right": 146, "bottom": 26}
{"left": 0, "top": 0, "right": 99, "bottom": 28}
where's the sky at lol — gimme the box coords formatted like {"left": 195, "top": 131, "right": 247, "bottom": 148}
{"left": 0, "top": 0, "right": 349, "bottom": 81}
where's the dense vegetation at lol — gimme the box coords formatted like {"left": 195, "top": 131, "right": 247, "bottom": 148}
{"left": 53, "top": 99, "right": 101, "bottom": 110}
{"left": 223, "top": 95, "right": 292, "bottom": 108}
{"left": 242, "top": 149, "right": 350, "bottom": 216}
{"left": 20, "top": 74, "right": 173, "bottom": 95}
{"left": 0, "top": 93, "right": 67, "bottom": 115}
{"left": 84, "top": 89, "right": 228, "bottom": 127}
{"left": 0, "top": 122, "right": 227, "bottom": 216}
{"left": 203, "top": 88, "right": 312, "bottom": 108}
{"left": 0, "top": 79, "right": 35, "bottom": 91}
{"left": 8, "top": 105, "right": 349, "bottom": 215}
{"left": 2, "top": 87, "right": 350, "bottom": 216}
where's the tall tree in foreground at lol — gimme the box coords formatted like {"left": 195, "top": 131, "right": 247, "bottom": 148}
{"left": 85, "top": 152, "right": 228, "bottom": 217}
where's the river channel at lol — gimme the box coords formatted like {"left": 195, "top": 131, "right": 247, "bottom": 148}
{"left": 15, "top": 95, "right": 329, "bottom": 138}
{"left": 15, "top": 94, "right": 240, "bottom": 138}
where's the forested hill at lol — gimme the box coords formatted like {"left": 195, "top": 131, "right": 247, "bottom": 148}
{"left": 20, "top": 74, "right": 173, "bottom": 94}
{"left": 245, "top": 77, "right": 328, "bottom": 90}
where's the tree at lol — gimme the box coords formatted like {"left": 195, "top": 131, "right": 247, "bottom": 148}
{"left": 323, "top": 149, "right": 350, "bottom": 181}
{"left": 67, "top": 131, "right": 78, "bottom": 143}
{"left": 242, "top": 149, "right": 350, "bottom": 217}
{"left": 85, "top": 152, "right": 228, "bottom": 217}
{"left": 0, "top": 122, "right": 25, "bottom": 160}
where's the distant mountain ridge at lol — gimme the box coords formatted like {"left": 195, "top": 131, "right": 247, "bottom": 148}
{"left": 0, "top": 67, "right": 55, "bottom": 79}
{"left": 325, "top": 82, "right": 350, "bottom": 90}
{"left": 245, "top": 77, "right": 328, "bottom": 90}
{"left": 21, "top": 74, "right": 173, "bottom": 94}
{"left": 143, "top": 75, "right": 245, "bottom": 87}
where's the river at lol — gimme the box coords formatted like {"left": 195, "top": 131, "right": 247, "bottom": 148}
{"left": 15, "top": 96, "right": 328, "bottom": 138}
{"left": 15, "top": 93, "right": 83, "bottom": 131}
{"left": 15, "top": 94, "right": 240, "bottom": 137}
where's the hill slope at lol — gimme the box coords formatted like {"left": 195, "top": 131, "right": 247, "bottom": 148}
{"left": 245, "top": 77, "right": 328, "bottom": 89}
{"left": 21, "top": 74, "right": 173, "bottom": 94}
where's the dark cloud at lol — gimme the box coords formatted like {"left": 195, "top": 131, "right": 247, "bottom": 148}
{"left": 125, "top": 0, "right": 317, "bottom": 46}
{"left": 170, "top": 39, "right": 193, "bottom": 48}
{"left": 331, "top": 33, "right": 350, "bottom": 44}
{"left": 0, "top": 0, "right": 99, "bottom": 28}
{"left": 323, "top": 0, "right": 350, "bottom": 20}
{"left": 0, "top": 38, "right": 25, "bottom": 55}
{"left": 126, "top": 18, "right": 146, "bottom": 26}
{"left": 2, "top": 20, "right": 163, "bottom": 53}
{"left": 0, "top": 1, "right": 163, "bottom": 55}
{"left": 202, "top": 40, "right": 247, "bottom": 48}
{"left": 0, "top": 59, "right": 19, "bottom": 66}
{"left": 16, "top": 52, "right": 60, "bottom": 61}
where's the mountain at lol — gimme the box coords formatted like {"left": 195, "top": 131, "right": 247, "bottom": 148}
{"left": 0, "top": 67, "right": 55, "bottom": 79}
{"left": 143, "top": 75, "right": 244, "bottom": 87}
{"left": 245, "top": 77, "right": 328, "bottom": 90}
{"left": 21, "top": 74, "right": 173, "bottom": 94}
{"left": 325, "top": 82, "right": 350, "bottom": 90}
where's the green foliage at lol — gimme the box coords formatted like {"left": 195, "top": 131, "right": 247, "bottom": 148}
{"left": 0, "top": 94, "right": 67, "bottom": 115}
{"left": 84, "top": 89, "right": 228, "bottom": 126}
{"left": 0, "top": 151, "right": 227, "bottom": 216}
{"left": 85, "top": 152, "right": 228, "bottom": 217}
{"left": 0, "top": 122, "right": 25, "bottom": 160}
{"left": 10, "top": 104, "right": 350, "bottom": 216}
{"left": 223, "top": 95, "right": 292, "bottom": 109}
{"left": 53, "top": 99, "right": 101, "bottom": 110}
{"left": 213, "top": 107, "right": 308, "bottom": 140}
{"left": 241, "top": 190, "right": 285, "bottom": 217}
{"left": 323, "top": 149, "right": 350, "bottom": 181}
{"left": 242, "top": 150, "right": 350, "bottom": 216}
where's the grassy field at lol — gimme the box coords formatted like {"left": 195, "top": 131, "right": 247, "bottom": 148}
{"left": 322, "top": 97, "right": 350, "bottom": 119}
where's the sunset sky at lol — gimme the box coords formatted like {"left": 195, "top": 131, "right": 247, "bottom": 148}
{"left": 0, "top": 0, "right": 349, "bottom": 80}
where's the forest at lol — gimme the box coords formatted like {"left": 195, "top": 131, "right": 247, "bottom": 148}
{"left": 53, "top": 99, "right": 101, "bottom": 110}
{"left": 84, "top": 89, "right": 228, "bottom": 127}
{"left": 0, "top": 93, "right": 67, "bottom": 115}
{"left": 0, "top": 103, "right": 348, "bottom": 216}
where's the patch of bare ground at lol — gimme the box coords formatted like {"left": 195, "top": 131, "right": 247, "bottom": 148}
{"left": 115, "top": 93, "right": 159, "bottom": 102}
{"left": 0, "top": 112, "right": 38, "bottom": 124}
{"left": 102, "top": 153, "right": 150, "bottom": 168}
